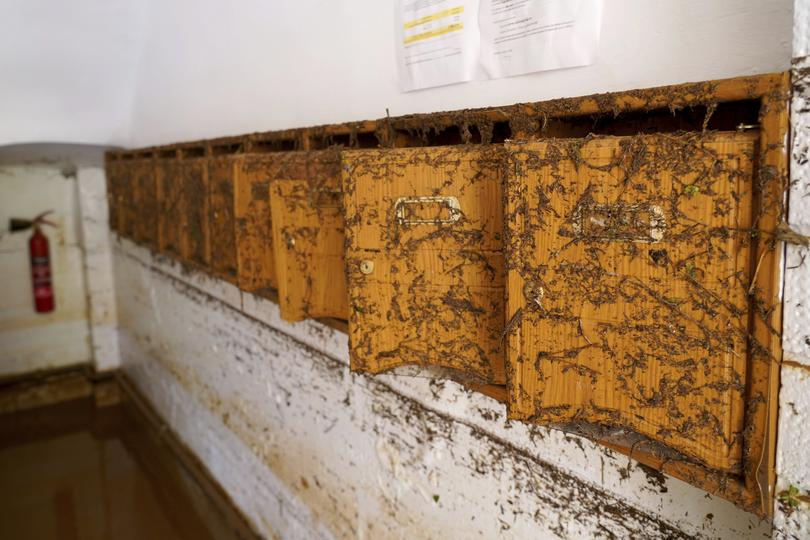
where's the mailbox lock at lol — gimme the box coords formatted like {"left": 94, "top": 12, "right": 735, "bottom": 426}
{"left": 360, "top": 260, "right": 374, "bottom": 275}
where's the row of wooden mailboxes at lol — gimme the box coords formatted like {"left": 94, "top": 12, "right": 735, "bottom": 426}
{"left": 108, "top": 130, "right": 761, "bottom": 474}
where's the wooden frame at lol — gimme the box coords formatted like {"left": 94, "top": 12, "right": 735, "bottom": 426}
{"left": 106, "top": 73, "right": 789, "bottom": 515}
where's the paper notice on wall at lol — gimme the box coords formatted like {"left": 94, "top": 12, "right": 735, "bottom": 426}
{"left": 395, "top": 0, "right": 481, "bottom": 92}
{"left": 479, "top": 0, "right": 602, "bottom": 79}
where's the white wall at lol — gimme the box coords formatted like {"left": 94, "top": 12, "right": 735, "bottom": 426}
{"left": 114, "top": 240, "right": 772, "bottom": 539}
{"left": 0, "top": 0, "right": 795, "bottom": 148}
{"left": 0, "top": 146, "right": 119, "bottom": 376}
{"left": 773, "top": 1, "right": 810, "bottom": 536}
{"left": 0, "top": 0, "right": 148, "bottom": 146}
{"left": 126, "top": 0, "right": 793, "bottom": 146}
{"left": 77, "top": 166, "right": 120, "bottom": 372}
{"left": 0, "top": 163, "right": 92, "bottom": 375}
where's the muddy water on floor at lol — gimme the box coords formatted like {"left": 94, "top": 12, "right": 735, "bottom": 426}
{"left": 0, "top": 398, "right": 248, "bottom": 540}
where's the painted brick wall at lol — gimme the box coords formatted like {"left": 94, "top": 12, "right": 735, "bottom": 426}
{"left": 0, "top": 163, "right": 92, "bottom": 376}
{"left": 77, "top": 166, "right": 120, "bottom": 372}
{"left": 772, "top": 2, "right": 810, "bottom": 536}
{"left": 114, "top": 239, "right": 774, "bottom": 538}
{"left": 0, "top": 150, "right": 119, "bottom": 377}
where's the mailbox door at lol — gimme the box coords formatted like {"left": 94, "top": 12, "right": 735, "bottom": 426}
{"left": 156, "top": 158, "right": 184, "bottom": 259}
{"left": 235, "top": 154, "right": 289, "bottom": 296}
{"left": 105, "top": 160, "right": 121, "bottom": 233}
{"left": 269, "top": 151, "right": 347, "bottom": 321}
{"left": 133, "top": 158, "right": 158, "bottom": 248}
{"left": 208, "top": 155, "right": 239, "bottom": 283}
{"left": 505, "top": 133, "right": 757, "bottom": 472}
{"left": 343, "top": 146, "right": 506, "bottom": 385}
{"left": 180, "top": 158, "right": 210, "bottom": 268}
{"left": 117, "top": 161, "right": 136, "bottom": 240}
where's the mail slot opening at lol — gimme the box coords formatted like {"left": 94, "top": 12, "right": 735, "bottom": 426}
{"left": 311, "top": 131, "right": 379, "bottom": 149}
{"left": 489, "top": 121, "right": 511, "bottom": 143}
{"left": 392, "top": 124, "right": 465, "bottom": 147}
{"left": 182, "top": 146, "right": 206, "bottom": 158}
{"left": 540, "top": 100, "right": 760, "bottom": 138}
{"left": 212, "top": 142, "right": 243, "bottom": 155}
{"left": 252, "top": 138, "right": 298, "bottom": 153}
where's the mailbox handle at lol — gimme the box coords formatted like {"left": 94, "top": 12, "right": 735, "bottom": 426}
{"left": 394, "top": 196, "right": 461, "bottom": 225}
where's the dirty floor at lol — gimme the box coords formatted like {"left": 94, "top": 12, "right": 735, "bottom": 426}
{"left": 0, "top": 397, "right": 248, "bottom": 540}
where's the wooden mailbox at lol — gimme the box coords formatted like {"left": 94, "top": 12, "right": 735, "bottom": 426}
{"left": 105, "top": 157, "right": 122, "bottom": 233}
{"left": 505, "top": 132, "right": 758, "bottom": 472}
{"left": 132, "top": 154, "right": 158, "bottom": 249}
{"left": 268, "top": 150, "right": 348, "bottom": 321}
{"left": 156, "top": 146, "right": 209, "bottom": 266}
{"left": 235, "top": 154, "right": 281, "bottom": 296}
{"left": 115, "top": 157, "right": 137, "bottom": 240}
{"left": 342, "top": 146, "right": 507, "bottom": 385}
{"left": 156, "top": 149, "right": 183, "bottom": 259}
{"left": 178, "top": 146, "right": 210, "bottom": 268}
{"left": 208, "top": 145, "right": 241, "bottom": 284}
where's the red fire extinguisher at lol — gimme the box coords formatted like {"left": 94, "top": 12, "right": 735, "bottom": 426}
{"left": 10, "top": 211, "right": 57, "bottom": 313}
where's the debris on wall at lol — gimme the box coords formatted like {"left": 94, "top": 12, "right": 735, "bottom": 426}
{"left": 773, "top": 36, "right": 810, "bottom": 536}
{"left": 113, "top": 239, "right": 771, "bottom": 538}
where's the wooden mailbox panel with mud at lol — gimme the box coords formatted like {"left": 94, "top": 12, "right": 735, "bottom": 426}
{"left": 207, "top": 140, "right": 243, "bottom": 284}
{"left": 104, "top": 155, "right": 122, "bottom": 234}
{"left": 177, "top": 144, "right": 210, "bottom": 268}
{"left": 233, "top": 133, "right": 301, "bottom": 298}
{"left": 132, "top": 152, "right": 158, "bottom": 249}
{"left": 342, "top": 146, "right": 507, "bottom": 386}
{"left": 269, "top": 149, "right": 348, "bottom": 322}
{"left": 106, "top": 72, "right": 789, "bottom": 516}
{"left": 154, "top": 148, "right": 183, "bottom": 259}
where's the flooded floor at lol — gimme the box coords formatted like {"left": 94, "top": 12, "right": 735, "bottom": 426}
{"left": 0, "top": 397, "right": 252, "bottom": 540}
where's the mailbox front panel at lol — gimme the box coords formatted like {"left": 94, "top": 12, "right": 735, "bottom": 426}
{"left": 106, "top": 160, "right": 121, "bottom": 233}
{"left": 343, "top": 146, "right": 506, "bottom": 385}
{"left": 269, "top": 151, "right": 347, "bottom": 321}
{"left": 505, "top": 133, "right": 757, "bottom": 472}
{"left": 235, "top": 154, "right": 291, "bottom": 295}
{"left": 180, "top": 158, "right": 209, "bottom": 267}
{"left": 208, "top": 156, "right": 239, "bottom": 283}
{"left": 117, "top": 161, "right": 137, "bottom": 240}
{"left": 133, "top": 158, "right": 157, "bottom": 248}
{"left": 156, "top": 159, "right": 184, "bottom": 259}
